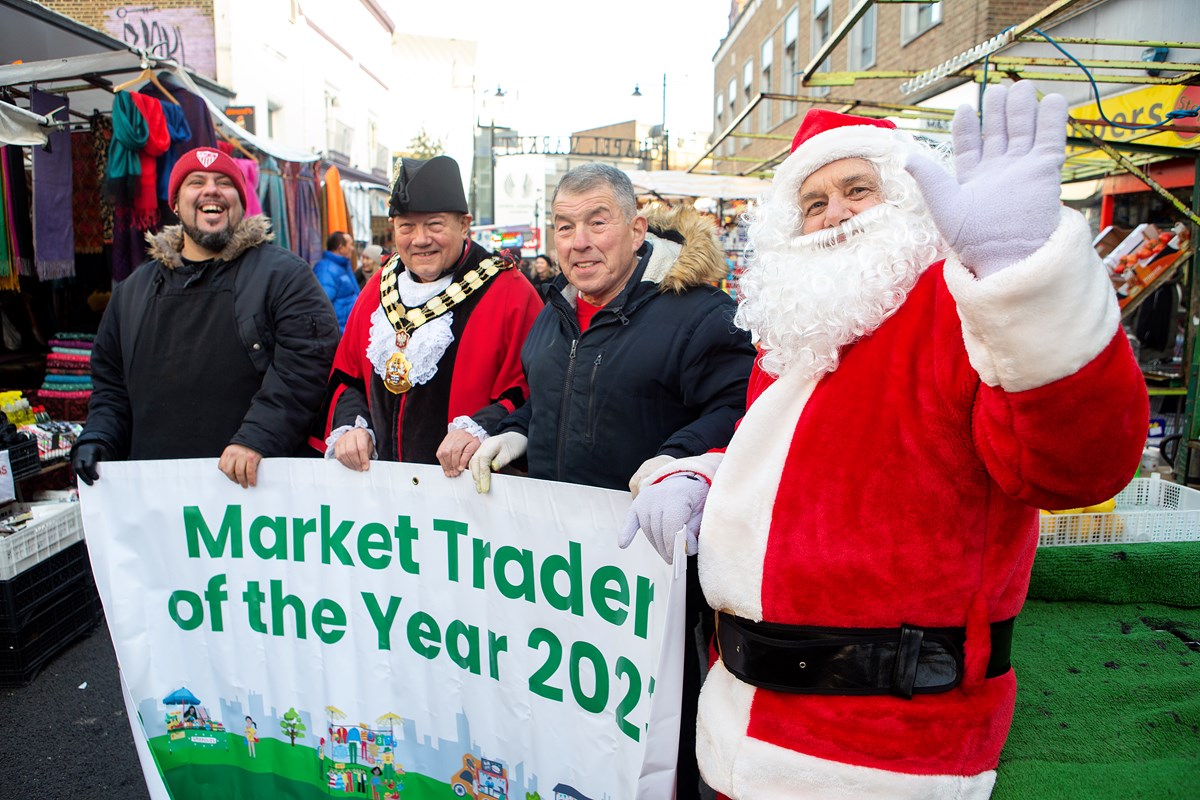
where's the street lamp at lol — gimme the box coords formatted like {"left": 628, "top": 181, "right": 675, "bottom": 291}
{"left": 633, "top": 74, "right": 668, "bottom": 169}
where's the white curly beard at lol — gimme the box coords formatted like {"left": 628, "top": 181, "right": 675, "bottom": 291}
{"left": 737, "top": 166, "right": 946, "bottom": 381}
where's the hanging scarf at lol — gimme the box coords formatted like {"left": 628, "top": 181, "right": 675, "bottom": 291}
{"left": 2, "top": 145, "right": 34, "bottom": 277}
{"left": 90, "top": 113, "right": 114, "bottom": 245}
{"left": 71, "top": 129, "right": 103, "bottom": 253}
{"left": 323, "top": 164, "right": 349, "bottom": 238}
{"left": 294, "top": 162, "right": 323, "bottom": 265}
{"left": 30, "top": 90, "right": 75, "bottom": 280}
{"left": 104, "top": 91, "right": 147, "bottom": 205}
{"left": 128, "top": 93, "right": 169, "bottom": 230}
{"left": 156, "top": 102, "right": 192, "bottom": 201}
{"left": 0, "top": 151, "right": 11, "bottom": 284}
{"left": 257, "top": 156, "right": 290, "bottom": 250}
{"left": 234, "top": 157, "right": 262, "bottom": 217}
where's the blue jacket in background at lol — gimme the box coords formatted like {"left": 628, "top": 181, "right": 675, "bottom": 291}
{"left": 313, "top": 250, "right": 359, "bottom": 331}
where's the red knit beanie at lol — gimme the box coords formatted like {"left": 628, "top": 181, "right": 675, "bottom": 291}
{"left": 168, "top": 147, "right": 248, "bottom": 210}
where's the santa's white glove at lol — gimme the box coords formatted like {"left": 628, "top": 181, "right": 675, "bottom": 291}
{"left": 468, "top": 431, "right": 528, "bottom": 494}
{"left": 905, "top": 81, "right": 1067, "bottom": 279}
{"left": 629, "top": 454, "right": 675, "bottom": 498}
{"left": 618, "top": 473, "right": 709, "bottom": 565}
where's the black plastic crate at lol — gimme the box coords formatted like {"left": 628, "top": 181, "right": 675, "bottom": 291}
{"left": 0, "top": 574, "right": 101, "bottom": 687}
{"left": 0, "top": 541, "right": 93, "bottom": 632}
{"left": 4, "top": 435, "right": 41, "bottom": 481}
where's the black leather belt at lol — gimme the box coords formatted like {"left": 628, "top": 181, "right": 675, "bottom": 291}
{"left": 716, "top": 612, "right": 1014, "bottom": 700}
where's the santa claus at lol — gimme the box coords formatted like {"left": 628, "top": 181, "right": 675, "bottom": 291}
{"left": 621, "top": 82, "right": 1148, "bottom": 797}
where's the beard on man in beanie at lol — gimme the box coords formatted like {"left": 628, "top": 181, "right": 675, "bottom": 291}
{"left": 72, "top": 146, "right": 340, "bottom": 489}
{"left": 621, "top": 82, "right": 1148, "bottom": 798}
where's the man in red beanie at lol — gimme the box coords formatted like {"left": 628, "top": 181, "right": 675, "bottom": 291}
{"left": 622, "top": 82, "right": 1148, "bottom": 797}
{"left": 73, "top": 146, "right": 339, "bottom": 488}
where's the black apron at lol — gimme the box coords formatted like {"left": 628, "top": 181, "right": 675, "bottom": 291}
{"left": 126, "top": 262, "right": 262, "bottom": 459}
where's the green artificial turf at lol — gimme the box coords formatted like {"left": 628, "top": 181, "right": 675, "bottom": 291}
{"left": 994, "top": 542, "right": 1200, "bottom": 799}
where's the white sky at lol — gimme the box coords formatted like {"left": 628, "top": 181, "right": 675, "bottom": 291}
{"left": 393, "top": 0, "right": 734, "bottom": 138}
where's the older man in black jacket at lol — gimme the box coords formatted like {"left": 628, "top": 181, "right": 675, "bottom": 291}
{"left": 72, "top": 147, "right": 339, "bottom": 488}
{"left": 469, "top": 162, "right": 755, "bottom": 799}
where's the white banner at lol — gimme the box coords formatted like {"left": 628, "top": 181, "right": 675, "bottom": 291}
{"left": 80, "top": 459, "right": 684, "bottom": 800}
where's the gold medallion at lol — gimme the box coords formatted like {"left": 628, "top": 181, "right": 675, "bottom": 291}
{"left": 383, "top": 351, "right": 412, "bottom": 394}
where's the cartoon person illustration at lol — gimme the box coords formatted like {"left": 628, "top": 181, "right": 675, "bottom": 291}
{"left": 183, "top": 705, "right": 198, "bottom": 725}
{"left": 244, "top": 716, "right": 258, "bottom": 758}
{"left": 371, "top": 765, "right": 384, "bottom": 800}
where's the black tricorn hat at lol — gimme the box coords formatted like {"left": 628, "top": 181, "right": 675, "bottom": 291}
{"left": 388, "top": 155, "right": 469, "bottom": 217}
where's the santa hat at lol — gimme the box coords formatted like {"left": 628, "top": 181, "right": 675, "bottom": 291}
{"left": 777, "top": 109, "right": 907, "bottom": 191}
{"left": 167, "top": 147, "right": 248, "bottom": 210}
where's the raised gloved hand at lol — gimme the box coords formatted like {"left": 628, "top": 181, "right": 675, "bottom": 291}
{"left": 905, "top": 81, "right": 1067, "bottom": 279}
{"left": 468, "top": 431, "right": 528, "bottom": 494}
{"left": 72, "top": 441, "right": 112, "bottom": 486}
{"left": 618, "top": 473, "right": 709, "bottom": 565}
{"left": 628, "top": 454, "right": 675, "bottom": 498}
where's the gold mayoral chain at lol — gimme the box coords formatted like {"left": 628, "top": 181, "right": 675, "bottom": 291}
{"left": 378, "top": 252, "right": 515, "bottom": 394}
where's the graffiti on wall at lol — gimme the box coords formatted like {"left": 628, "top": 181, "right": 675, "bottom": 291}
{"left": 103, "top": 6, "right": 217, "bottom": 79}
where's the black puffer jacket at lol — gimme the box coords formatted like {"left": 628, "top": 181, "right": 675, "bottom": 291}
{"left": 79, "top": 216, "right": 340, "bottom": 459}
{"left": 499, "top": 205, "right": 755, "bottom": 491}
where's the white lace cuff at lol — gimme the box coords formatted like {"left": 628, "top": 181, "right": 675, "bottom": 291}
{"left": 324, "top": 415, "right": 376, "bottom": 459}
{"left": 447, "top": 415, "right": 490, "bottom": 441}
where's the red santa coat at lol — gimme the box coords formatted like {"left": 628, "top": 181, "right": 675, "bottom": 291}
{"left": 662, "top": 210, "right": 1148, "bottom": 798}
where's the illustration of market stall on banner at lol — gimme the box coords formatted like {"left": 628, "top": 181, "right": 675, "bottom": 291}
{"left": 79, "top": 459, "right": 685, "bottom": 800}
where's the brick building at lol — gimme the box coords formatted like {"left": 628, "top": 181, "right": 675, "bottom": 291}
{"left": 708, "top": 0, "right": 1048, "bottom": 174}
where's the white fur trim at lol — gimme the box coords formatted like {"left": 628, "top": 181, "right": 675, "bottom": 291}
{"left": 774, "top": 126, "right": 912, "bottom": 199}
{"left": 642, "top": 232, "right": 682, "bottom": 285}
{"left": 448, "top": 415, "right": 489, "bottom": 441}
{"left": 324, "top": 415, "right": 375, "bottom": 458}
{"left": 697, "top": 663, "right": 997, "bottom": 799}
{"left": 944, "top": 207, "right": 1120, "bottom": 392}
{"left": 698, "top": 366, "right": 818, "bottom": 621}
{"left": 644, "top": 451, "right": 724, "bottom": 486}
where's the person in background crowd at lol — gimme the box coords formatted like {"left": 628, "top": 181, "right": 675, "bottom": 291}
{"left": 469, "top": 162, "right": 756, "bottom": 799}
{"left": 526, "top": 253, "right": 557, "bottom": 291}
{"left": 323, "top": 155, "right": 542, "bottom": 472}
{"left": 72, "top": 146, "right": 339, "bottom": 489}
{"left": 314, "top": 230, "right": 359, "bottom": 332}
{"left": 622, "top": 83, "right": 1148, "bottom": 799}
{"left": 357, "top": 243, "right": 384, "bottom": 288}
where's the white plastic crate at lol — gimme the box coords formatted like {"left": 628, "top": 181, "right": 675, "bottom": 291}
{"left": 1038, "top": 476, "right": 1200, "bottom": 547}
{"left": 0, "top": 503, "right": 84, "bottom": 580}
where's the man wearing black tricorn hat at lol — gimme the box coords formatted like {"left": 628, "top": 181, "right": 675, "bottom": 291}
{"left": 322, "top": 155, "right": 542, "bottom": 472}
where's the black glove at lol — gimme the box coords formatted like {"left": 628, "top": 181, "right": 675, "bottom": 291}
{"left": 72, "top": 442, "right": 112, "bottom": 486}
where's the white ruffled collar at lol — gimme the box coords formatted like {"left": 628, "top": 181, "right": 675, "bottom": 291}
{"left": 366, "top": 269, "right": 456, "bottom": 388}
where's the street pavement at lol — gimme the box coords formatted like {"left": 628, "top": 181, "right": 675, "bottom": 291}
{"left": 1, "top": 620, "right": 151, "bottom": 799}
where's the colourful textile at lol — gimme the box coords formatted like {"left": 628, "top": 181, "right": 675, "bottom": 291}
{"left": 0, "top": 146, "right": 10, "bottom": 281}
{"left": 156, "top": 102, "right": 192, "bottom": 201}
{"left": 233, "top": 157, "right": 262, "bottom": 217}
{"left": 2, "top": 144, "right": 34, "bottom": 277}
{"left": 71, "top": 129, "right": 105, "bottom": 253}
{"left": 30, "top": 90, "right": 75, "bottom": 279}
{"left": 91, "top": 114, "right": 114, "bottom": 245}
{"left": 294, "top": 163, "right": 323, "bottom": 265}
{"left": 128, "top": 93, "right": 169, "bottom": 230}
{"left": 257, "top": 157, "right": 289, "bottom": 251}
{"left": 323, "top": 164, "right": 349, "bottom": 239}
{"left": 104, "top": 91, "right": 148, "bottom": 204}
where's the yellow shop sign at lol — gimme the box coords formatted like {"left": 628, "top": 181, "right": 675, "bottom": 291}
{"left": 1070, "top": 85, "right": 1200, "bottom": 153}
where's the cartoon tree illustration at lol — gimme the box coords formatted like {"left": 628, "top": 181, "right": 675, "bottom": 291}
{"left": 280, "top": 707, "right": 307, "bottom": 746}
{"left": 526, "top": 793, "right": 542, "bottom": 800}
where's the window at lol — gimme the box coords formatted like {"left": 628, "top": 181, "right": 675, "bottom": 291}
{"left": 727, "top": 77, "right": 737, "bottom": 116}
{"left": 810, "top": 0, "right": 832, "bottom": 98}
{"left": 716, "top": 91, "right": 725, "bottom": 131}
{"left": 902, "top": 1, "right": 943, "bottom": 45}
{"left": 760, "top": 37, "right": 774, "bottom": 130}
{"left": 783, "top": 7, "right": 799, "bottom": 118}
{"left": 848, "top": 4, "right": 877, "bottom": 70}
{"left": 742, "top": 60, "right": 755, "bottom": 136}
